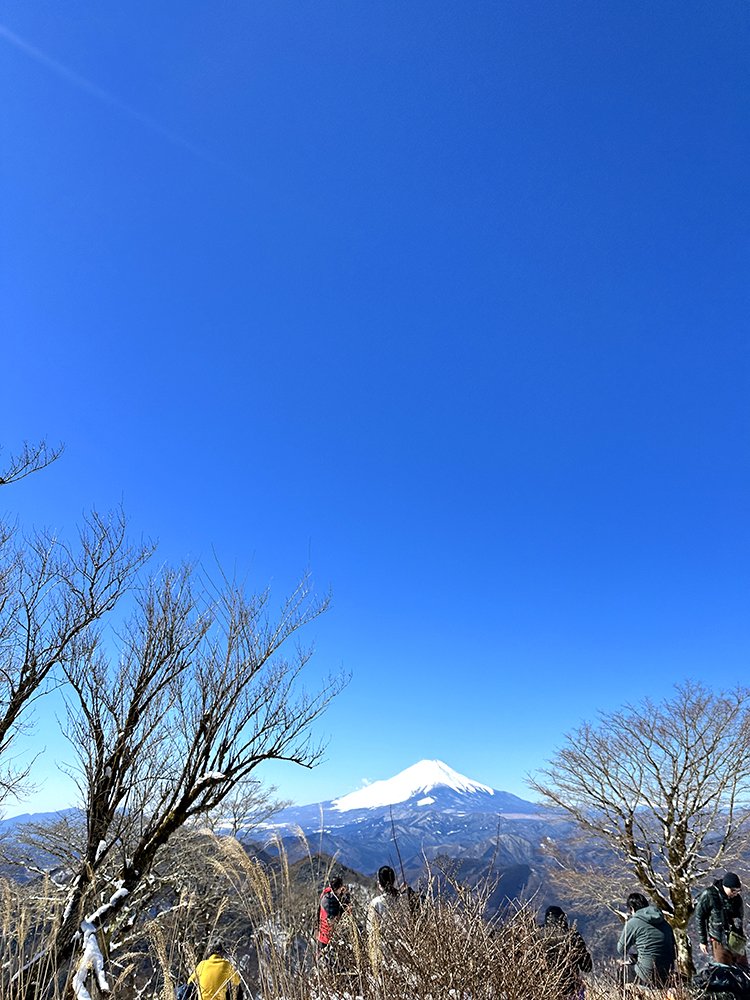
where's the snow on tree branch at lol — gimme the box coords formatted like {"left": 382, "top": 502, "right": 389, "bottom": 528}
{"left": 72, "top": 922, "right": 110, "bottom": 1000}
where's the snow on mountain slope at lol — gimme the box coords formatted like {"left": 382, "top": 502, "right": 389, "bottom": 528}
{"left": 331, "top": 759, "right": 495, "bottom": 812}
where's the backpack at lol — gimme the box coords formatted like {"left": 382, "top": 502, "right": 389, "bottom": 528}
{"left": 692, "top": 964, "right": 750, "bottom": 999}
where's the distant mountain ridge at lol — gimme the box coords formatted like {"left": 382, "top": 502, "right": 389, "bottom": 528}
{"left": 249, "top": 759, "right": 553, "bottom": 878}
{"left": 0, "top": 763, "right": 554, "bottom": 892}
{"left": 263, "top": 759, "right": 541, "bottom": 832}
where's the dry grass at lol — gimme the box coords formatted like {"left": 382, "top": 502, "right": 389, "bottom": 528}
{"left": 0, "top": 835, "right": 697, "bottom": 1000}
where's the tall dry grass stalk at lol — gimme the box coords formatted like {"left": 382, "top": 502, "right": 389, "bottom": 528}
{"left": 0, "top": 876, "right": 63, "bottom": 1000}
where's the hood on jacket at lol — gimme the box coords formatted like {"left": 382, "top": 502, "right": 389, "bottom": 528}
{"left": 634, "top": 905, "right": 669, "bottom": 926}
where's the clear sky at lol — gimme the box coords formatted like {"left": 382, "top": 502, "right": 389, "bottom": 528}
{"left": 1, "top": 1, "right": 749, "bottom": 815}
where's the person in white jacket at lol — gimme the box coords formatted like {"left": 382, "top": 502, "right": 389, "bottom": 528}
{"left": 367, "top": 865, "right": 403, "bottom": 973}
{"left": 367, "top": 865, "right": 400, "bottom": 935}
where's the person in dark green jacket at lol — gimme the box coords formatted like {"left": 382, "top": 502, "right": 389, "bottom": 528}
{"left": 617, "top": 892, "right": 676, "bottom": 988}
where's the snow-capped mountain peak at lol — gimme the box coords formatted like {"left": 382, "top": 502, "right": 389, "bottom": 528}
{"left": 331, "top": 759, "right": 495, "bottom": 812}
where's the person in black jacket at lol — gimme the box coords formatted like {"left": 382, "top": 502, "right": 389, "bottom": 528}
{"left": 540, "top": 905, "right": 592, "bottom": 1000}
{"left": 695, "top": 872, "right": 747, "bottom": 967}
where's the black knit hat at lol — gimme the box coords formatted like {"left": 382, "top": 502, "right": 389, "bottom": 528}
{"left": 723, "top": 872, "right": 742, "bottom": 890}
{"left": 544, "top": 905, "right": 568, "bottom": 926}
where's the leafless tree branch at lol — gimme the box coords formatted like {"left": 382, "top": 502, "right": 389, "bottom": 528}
{"left": 529, "top": 681, "right": 750, "bottom": 977}
{"left": 0, "top": 440, "right": 63, "bottom": 487}
{"left": 45, "top": 567, "right": 342, "bottom": 972}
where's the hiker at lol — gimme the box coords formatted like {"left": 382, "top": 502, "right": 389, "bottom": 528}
{"left": 366, "top": 865, "right": 401, "bottom": 936}
{"left": 695, "top": 872, "right": 748, "bottom": 966}
{"left": 188, "top": 938, "right": 241, "bottom": 1000}
{"left": 617, "top": 892, "right": 676, "bottom": 989}
{"left": 366, "top": 865, "right": 403, "bottom": 973}
{"left": 316, "top": 874, "right": 351, "bottom": 962}
{"left": 539, "top": 905, "right": 592, "bottom": 1000}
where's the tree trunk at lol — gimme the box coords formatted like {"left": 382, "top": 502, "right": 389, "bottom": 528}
{"left": 674, "top": 924, "right": 695, "bottom": 980}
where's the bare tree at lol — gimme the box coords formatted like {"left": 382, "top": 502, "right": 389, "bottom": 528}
{"left": 4, "top": 814, "right": 256, "bottom": 992}
{"left": 200, "top": 776, "right": 289, "bottom": 838}
{"left": 0, "top": 444, "right": 342, "bottom": 995}
{"left": 0, "top": 441, "right": 149, "bottom": 804}
{"left": 0, "top": 440, "right": 63, "bottom": 487}
{"left": 43, "top": 565, "right": 343, "bottom": 986}
{"left": 529, "top": 681, "right": 750, "bottom": 977}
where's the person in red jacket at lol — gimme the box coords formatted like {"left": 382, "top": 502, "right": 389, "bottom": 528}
{"left": 317, "top": 875, "right": 350, "bottom": 963}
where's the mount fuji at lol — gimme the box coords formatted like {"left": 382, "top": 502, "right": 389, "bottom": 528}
{"left": 249, "top": 760, "right": 552, "bottom": 878}
{"left": 331, "top": 760, "right": 499, "bottom": 811}
{"left": 330, "top": 759, "right": 534, "bottom": 815}
{"left": 261, "top": 759, "right": 540, "bottom": 830}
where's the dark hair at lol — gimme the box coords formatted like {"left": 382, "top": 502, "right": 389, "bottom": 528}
{"left": 330, "top": 874, "right": 345, "bottom": 891}
{"left": 544, "top": 905, "right": 568, "bottom": 928}
{"left": 377, "top": 865, "right": 398, "bottom": 896}
{"left": 207, "top": 937, "right": 226, "bottom": 956}
{"left": 627, "top": 892, "right": 649, "bottom": 913}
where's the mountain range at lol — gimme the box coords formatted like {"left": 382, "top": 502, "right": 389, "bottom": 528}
{"left": 0, "top": 761, "right": 570, "bottom": 902}
{"left": 248, "top": 759, "right": 569, "bottom": 894}
{"left": 0, "top": 761, "right": 634, "bottom": 956}
{"left": 266, "top": 759, "right": 541, "bottom": 825}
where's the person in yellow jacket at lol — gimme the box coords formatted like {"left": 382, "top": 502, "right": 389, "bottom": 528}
{"left": 188, "top": 939, "right": 241, "bottom": 1000}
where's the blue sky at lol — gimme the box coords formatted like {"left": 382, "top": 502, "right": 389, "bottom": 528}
{"left": 2, "top": 1, "right": 749, "bottom": 814}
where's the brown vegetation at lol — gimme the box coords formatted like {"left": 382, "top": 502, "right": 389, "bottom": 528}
{"left": 0, "top": 833, "right": 693, "bottom": 1000}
